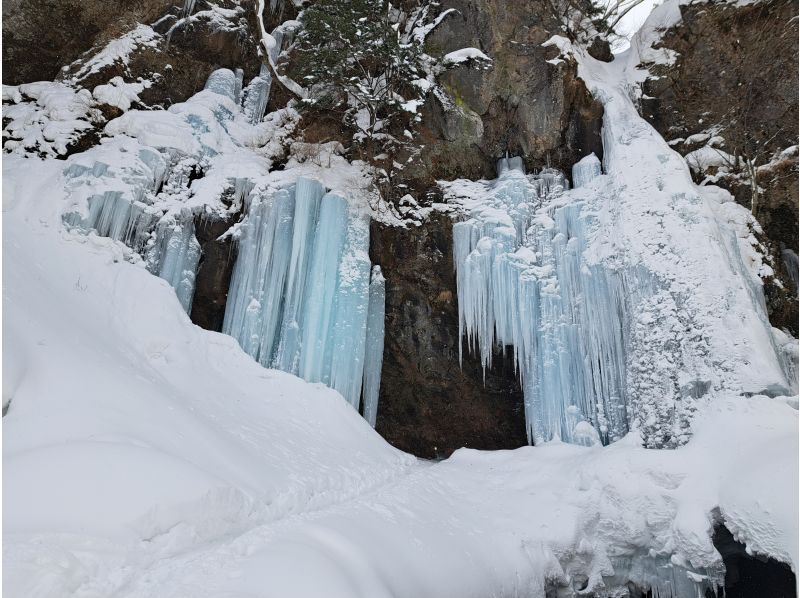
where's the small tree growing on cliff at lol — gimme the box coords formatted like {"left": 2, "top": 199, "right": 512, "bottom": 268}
{"left": 289, "top": 0, "right": 429, "bottom": 194}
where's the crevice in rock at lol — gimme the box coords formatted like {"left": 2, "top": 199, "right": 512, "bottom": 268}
{"left": 190, "top": 213, "right": 240, "bottom": 332}
{"left": 370, "top": 212, "right": 528, "bottom": 459}
{"left": 711, "top": 522, "right": 797, "bottom": 598}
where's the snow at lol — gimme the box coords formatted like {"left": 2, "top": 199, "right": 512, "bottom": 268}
{"left": 3, "top": 177, "right": 796, "bottom": 593}
{"left": 442, "top": 47, "right": 492, "bottom": 65}
{"left": 71, "top": 25, "right": 160, "bottom": 82}
{"left": 92, "top": 77, "right": 149, "bottom": 111}
{"left": 684, "top": 145, "right": 736, "bottom": 174}
{"left": 3, "top": 82, "right": 97, "bottom": 157}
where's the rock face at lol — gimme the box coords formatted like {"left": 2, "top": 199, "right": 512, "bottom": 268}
{"left": 370, "top": 1, "right": 606, "bottom": 456}
{"left": 2, "top": 0, "right": 172, "bottom": 84}
{"left": 190, "top": 215, "right": 239, "bottom": 332}
{"left": 640, "top": 0, "right": 798, "bottom": 334}
{"left": 415, "top": 0, "right": 604, "bottom": 183}
{"left": 2, "top": 0, "right": 263, "bottom": 108}
{"left": 370, "top": 213, "right": 527, "bottom": 459}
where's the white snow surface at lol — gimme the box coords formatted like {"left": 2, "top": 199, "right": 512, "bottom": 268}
{"left": 71, "top": 25, "right": 160, "bottom": 82}
{"left": 442, "top": 47, "right": 493, "bottom": 65}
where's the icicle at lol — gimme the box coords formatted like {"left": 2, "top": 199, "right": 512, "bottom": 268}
{"left": 327, "top": 210, "right": 372, "bottom": 408}
{"left": 273, "top": 178, "right": 325, "bottom": 374}
{"left": 241, "top": 65, "right": 272, "bottom": 125}
{"left": 221, "top": 177, "right": 386, "bottom": 423}
{"left": 298, "top": 192, "right": 349, "bottom": 384}
{"left": 147, "top": 210, "right": 201, "bottom": 313}
{"left": 453, "top": 158, "right": 629, "bottom": 446}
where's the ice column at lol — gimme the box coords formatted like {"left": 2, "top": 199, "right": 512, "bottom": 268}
{"left": 571, "top": 153, "right": 602, "bottom": 188}
{"left": 222, "top": 177, "right": 386, "bottom": 418}
{"left": 148, "top": 211, "right": 202, "bottom": 313}
{"left": 273, "top": 178, "right": 325, "bottom": 373}
{"left": 298, "top": 193, "right": 349, "bottom": 384}
{"left": 326, "top": 210, "right": 372, "bottom": 408}
{"left": 222, "top": 188, "right": 296, "bottom": 364}
{"left": 242, "top": 65, "right": 272, "bottom": 125}
{"left": 204, "top": 68, "right": 238, "bottom": 102}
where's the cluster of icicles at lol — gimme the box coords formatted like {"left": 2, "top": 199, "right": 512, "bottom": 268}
{"left": 62, "top": 67, "right": 385, "bottom": 426}
{"left": 453, "top": 154, "right": 630, "bottom": 446}
{"left": 222, "top": 178, "right": 385, "bottom": 425}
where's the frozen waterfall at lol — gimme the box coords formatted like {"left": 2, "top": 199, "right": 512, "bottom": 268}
{"left": 452, "top": 157, "right": 628, "bottom": 446}
{"left": 222, "top": 177, "right": 386, "bottom": 421}
{"left": 451, "top": 151, "right": 793, "bottom": 447}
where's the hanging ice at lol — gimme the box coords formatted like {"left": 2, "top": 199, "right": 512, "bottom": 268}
{"left": 242, "top": 65, "right": 272, "bottom": 125}
{"left": 452, "top": 159, "right": 627, "bottom": 445}
{"left": 147, "top": 211, "right": 202, "bottom": 313}
{"left": 223, "top": 178, "right": 386, "bottom": 420}
{"left": 61, "top": 140, "right": 203, "bottom": 314}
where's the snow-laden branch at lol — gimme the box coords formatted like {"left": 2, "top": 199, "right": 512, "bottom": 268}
{"left": 255, "top": 0, "right": 307, "bottom": 99}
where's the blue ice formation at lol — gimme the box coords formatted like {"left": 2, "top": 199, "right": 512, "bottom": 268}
{"left": 62, "top": 143, "right": 203, "bottom": 313}
{"left": 222, "top": 177, "right": 386, "bottom": 421}
{"left": 571, "top": 153, "right": 602, "bottom": 188}
{"left": 60, "top": 67, "right": 278, "bottom": 314}
{"left": 453, "top": 157, "right": 630, "bottom": 446}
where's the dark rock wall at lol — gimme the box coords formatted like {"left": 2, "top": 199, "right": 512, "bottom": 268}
{"left": 190, "top": 215, "right": 239, "bottom": 332}
{"left": 2, "top": 0, "right": 172, "bottom": 84}
{"left": 640, "top": 0, "right": 799, "bottom": 334}
{"left": 415, "top": 0, "right": 604, "bottom": 184}
{"left": 370, "top": 213, "right": 528, "bottom": 459}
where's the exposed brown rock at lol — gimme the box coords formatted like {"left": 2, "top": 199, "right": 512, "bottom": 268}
{"left": 587, "top": 36, "right": 613, "bottom": 62}
{"left": 2, "top": 0, "right": 172, "bottom": 84}
{"left": 415, "top": 0, "right": 605, "bottom": 183}
{"left": 190, "top": 214, "right": 240, "bottom": 332}
{"left": 370, "top": 212, "right": 528, "bottom": 459}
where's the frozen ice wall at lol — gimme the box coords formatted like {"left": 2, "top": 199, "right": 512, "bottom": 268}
{"left": 223, "top": 177, "right": 386, "bottom": 422}
{"left": 61, "top": 138, "right": 203, "bottom": 314}
{"left": 452, "top": 159, "right": 627, "bottom": 445}
{"left": 59, "top": 67, "right": 289, "bottom": 313}
{"left": 450, "top": 153, "right": 792, "bottom": 447}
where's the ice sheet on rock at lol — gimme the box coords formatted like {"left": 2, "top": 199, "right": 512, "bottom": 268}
{"left": 363, "top": 266, "right": 386, "bottom": 427}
